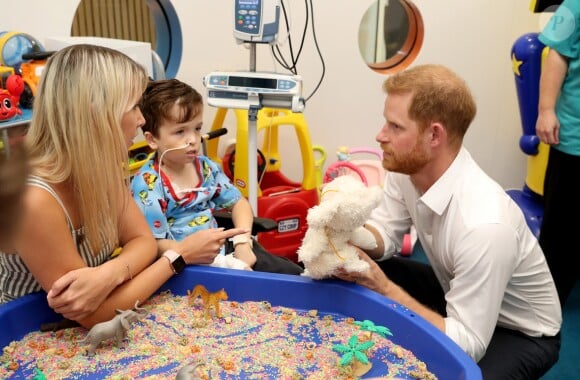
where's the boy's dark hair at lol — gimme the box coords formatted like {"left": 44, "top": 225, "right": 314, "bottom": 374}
{"left": 140, "top": 78, "right": 203, "bottom": 137}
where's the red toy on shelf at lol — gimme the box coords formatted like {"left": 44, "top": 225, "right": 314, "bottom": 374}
{"left": 0, "top": 74, "right": 24, "bottom": 122}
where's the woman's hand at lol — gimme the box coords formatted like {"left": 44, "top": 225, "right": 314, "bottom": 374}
{"left": 47, "top": 265, "right": 117, "bottom": 321}
{"left": 178, "top": 227, "right": 249, "bottom": 265}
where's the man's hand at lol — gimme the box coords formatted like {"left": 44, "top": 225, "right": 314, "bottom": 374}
{"left": 333, "top": 249, "right": 393, "bottom": 297}
{"left": 335, "top": 249, "right": 446, "bottom": 332}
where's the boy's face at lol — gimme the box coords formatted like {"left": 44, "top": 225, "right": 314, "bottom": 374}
{"left": 145, "top": 104, "right": 204, "bottom": 166}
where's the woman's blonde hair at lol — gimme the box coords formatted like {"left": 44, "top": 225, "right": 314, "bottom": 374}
{"left": 25, "top": 44, "right": 148, "bottom": 253}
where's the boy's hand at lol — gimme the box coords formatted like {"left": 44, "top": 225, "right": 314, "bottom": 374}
{"left": 233, "top": 243, "right": 257, "bottom": 268}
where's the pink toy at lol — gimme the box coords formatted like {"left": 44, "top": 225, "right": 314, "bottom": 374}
{"left": 323, "top": 146, "right": 385, "bottom": 186}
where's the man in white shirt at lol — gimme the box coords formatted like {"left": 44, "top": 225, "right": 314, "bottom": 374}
{"left": 337, "top": 64, "right": 561, "bottom": 379}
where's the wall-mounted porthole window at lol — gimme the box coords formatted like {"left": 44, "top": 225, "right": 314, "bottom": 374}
{"left": 70, "top": 0, "right": 182, "bottom": 78}
{"left": 358, "top": 0, "right": 424, "bottom": 74}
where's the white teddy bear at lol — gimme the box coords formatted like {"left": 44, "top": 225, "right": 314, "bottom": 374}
{"left": 297, "top": 175, "right": 383, "bottom": 279}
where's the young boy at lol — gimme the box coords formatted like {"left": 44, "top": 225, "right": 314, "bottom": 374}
{"left": 130, "top": 79, "right": 303, "bottom": 275}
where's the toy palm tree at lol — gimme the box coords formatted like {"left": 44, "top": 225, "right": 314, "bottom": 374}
{"left": 32, "top": 368, "right": 47, "bottom": 380}
{"left": 354, "top": 319, "right": 393, "bottom": 338}
{"left": 332, "top": 334, "right": 375, "bottom": 376}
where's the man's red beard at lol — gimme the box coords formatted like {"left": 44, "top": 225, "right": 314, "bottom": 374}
{"left": 381, "top": 141, "right": 429, "bottom": 175}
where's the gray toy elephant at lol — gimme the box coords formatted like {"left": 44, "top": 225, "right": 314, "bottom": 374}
{"left": 175, "top": 361, "right": 207, "bottom": 380}
{"left": 79, "top": 300, "right": 148, "bottom": 356}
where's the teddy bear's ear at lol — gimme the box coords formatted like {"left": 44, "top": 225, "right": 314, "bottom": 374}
{"left": 306, "top": 201, "right": 338, "bottom": 227}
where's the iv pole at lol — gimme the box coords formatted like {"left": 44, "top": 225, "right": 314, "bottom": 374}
{"left": 247, "top": 44, "right": 259, "bottom": 214}
{"left": 206, "top": 0, "right": 295, "bottom": 215}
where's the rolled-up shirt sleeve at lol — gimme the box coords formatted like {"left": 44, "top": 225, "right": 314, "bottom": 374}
{"left": 366, "top": 172, "right": 415, "bottom": 260}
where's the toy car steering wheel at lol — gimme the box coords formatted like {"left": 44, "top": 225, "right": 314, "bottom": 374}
{"left": 225, "top": 148, "right": 267, "bottom": 182}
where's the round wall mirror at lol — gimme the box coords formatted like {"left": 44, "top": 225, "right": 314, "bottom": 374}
{"left": 70, "top": 0, "right": 182, "bottom": 78}
{"left": 358, "top": 0, "right": 424, "bottom": 74}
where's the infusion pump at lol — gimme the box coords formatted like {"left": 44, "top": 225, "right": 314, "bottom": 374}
{"left": 233, "top": 0, "right": 281, "bottom": 43}
{"left": 203, "top": 71, "right": 305, "bottom": 112}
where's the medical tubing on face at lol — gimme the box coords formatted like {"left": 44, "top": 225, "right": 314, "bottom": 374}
{"left": 156, "top": 129, "right": 228, "bottom": 240}
{"left": 158, "top": 143, "right": 190, "bottom": 169}
{"left": 157, "top": 143, "right": 190, "bottom": 241}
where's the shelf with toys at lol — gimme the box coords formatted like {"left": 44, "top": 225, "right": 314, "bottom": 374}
{"left": 0, "top": 108, "right": 31, "bottom": 129}
{"left": 0, "top": 108, "right": 31, "bottom": 155}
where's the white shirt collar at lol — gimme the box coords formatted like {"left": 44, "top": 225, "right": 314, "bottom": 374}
{"left": 419, "top": 147, "right": 470, "bottom": 216}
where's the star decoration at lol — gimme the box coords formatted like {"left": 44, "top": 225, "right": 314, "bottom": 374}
{"left": 512, "top": 53, "right": 524, "bottom": 77}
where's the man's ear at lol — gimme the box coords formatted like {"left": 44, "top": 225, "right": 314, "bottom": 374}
{"left": 143, "top": 131, "right": 158, "bottom": 150}
{"left": 428, "top": 122, "right": 446, "bottom": 148}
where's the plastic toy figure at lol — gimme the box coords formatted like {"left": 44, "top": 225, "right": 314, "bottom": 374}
{"left": 332, "top": 334, "right": 375, "bottom": 377}
{"left": 78, "top": 301, "right": 148, "bottom": 356}
{"left": 0, "top": 74, "right": 24, "bottom": 122}
{"left": 336, "top": 145, "right": 350, "bottom": 161}
{"left": 508, "top": 32, "right": 548, "bottom": 237}
{"left": 187, "top": 284, "right": 228, "bottom": 319}
{"left": 175, "top": 361, "right": 207, "bottom": 380}
{"left": 19, "top": 51, "right": 55, "bottom": 109}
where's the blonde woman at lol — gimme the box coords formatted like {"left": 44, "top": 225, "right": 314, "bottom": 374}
{"left": 0, "top": 44, "right": 244, "bottom": 328}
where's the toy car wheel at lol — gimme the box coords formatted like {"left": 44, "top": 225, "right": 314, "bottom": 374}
{"left": 19, "top": 82, "right": 33, "bottom": 109}
{"left": 226, "top": 148, "right": 267, "bottom": 181}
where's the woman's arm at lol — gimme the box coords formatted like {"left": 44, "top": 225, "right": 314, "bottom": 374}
{"left": 77, "top": 254, "right": 175, "bottom": 327}
{"left": 16, "top": 186, "right": 92, "bottom": 297}
{"left": 52, "top": 195, "right": 247, "bottom": 327}
{"left": 156, "top": 227, "right": 249, "bottom": 264}
{"left": 17, "top": 185, "right": 170, "bottom": 328}
{"left": 41, "top": 189, "right": 161, "bottom": 324}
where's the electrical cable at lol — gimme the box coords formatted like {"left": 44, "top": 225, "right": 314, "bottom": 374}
{"left": 304, "top": 0, "right": 326, "bottom": 102}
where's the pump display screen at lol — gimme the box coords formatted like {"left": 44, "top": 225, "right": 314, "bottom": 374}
{"left": 229, "top": 76, "right": 277, "bottom": 89}
{"left": 238, "top": 0, "right": 259, "bottom": 5}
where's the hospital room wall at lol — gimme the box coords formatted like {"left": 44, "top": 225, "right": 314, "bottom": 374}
{"left": 0, "top": 0, "right": 541, "bottom": 189}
